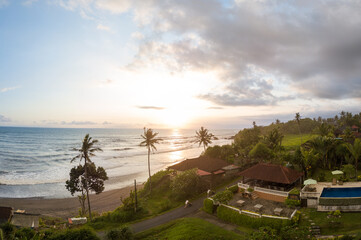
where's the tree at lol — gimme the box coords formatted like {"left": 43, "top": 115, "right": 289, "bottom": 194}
{"left": 195, "top": 126, "right": 217, "bottom": 151}
{"left": 295, "top": 112, "right": 302, "bottom": 144}
{"left": 300, "top": 148, "right": 318, "bottom": 178}
{"left": 249, "top": 142, "right": 274, "bottom": 160}
{"left": 346, "top": 139, "right": 361, "bottom": 179}
{"left": 140, "top": 127, "right": 161, "bottom": 194}
{"left": 66, "top": 162, "right": 108, "bottom": 216}
{"left": 264, "top": 128, "right": 284, "bottom": 152}
{"left": 234, "top": 127, "right": 261, "bottom": 155}
{"left": 317, "top": 122, "right": 333, "bottom": 137}
{"left": 71, "top": 134, "right": 102, "bottom": 221}
{"left": 170, "top": 168, "right": 202, "bottom": 200}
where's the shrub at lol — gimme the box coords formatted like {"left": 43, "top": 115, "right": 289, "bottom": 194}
{"left": 106, "top": 226, "right": 133, "bottom": 240}
{"left": 333, "top": 210, "right": 341, "bottom": 216}
{"left": 318, "top": 172, "right": 326, "bottom": 182}
{"left": 247, "top": 187, "right": 254, "bottom": 193}
{"left": 289, "top": 188, "right": 300, "bottom": 195}
{"left": 291, "top": 210, "right": 301, "bottom": 224}
{"left": 285, "top": 198, "right": 300, "bottom": 207}
{"left": 157, "top": 199, "right": 172, "bottom": 213}
{"left": 213, "top": 190, "right": 233, "bottom": 204}
{"left": 171, "top": 168, "right": 204, "bottom": 200}
{"left": 48, "top": 227, "right": 99, "bottom": 240}
{"left": 203, "top": 198, "right": 215, "bottom": 214}
{"left": 227, "top": 185, "right": 239, "bottom": 193}
{"left": 143, "top": 170, "right": 171, "bottom": 195}
{"left": 358, "top": 175, "right": 361, "bottom": 181}
{"left": 0, "top": 222, "right": 14, "bottom": 239}
{"left": 239, "top": 188, "right": 245, "bottom": 193}
{"left": 217, "top": 205, "right": 290, "bottom": 230}
{"left": 14, "top": 227, "right": 36, "bottom": 239}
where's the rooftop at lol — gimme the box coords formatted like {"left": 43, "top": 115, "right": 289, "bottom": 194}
{"left": 239, "top": 163, "right": 303, "bottom": 184}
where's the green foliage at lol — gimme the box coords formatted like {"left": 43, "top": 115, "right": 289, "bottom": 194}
{"left": 213, "top": 190, "right": 233, "bottom": 204}
{"left": 170, "top": 168, "right": 203, "bottom": 200}
{"left": 248, "top": 226, "right": 278, "bottom": 240}
{"left": 358, "top": 175, "right": 361, "bottom": 181}
{"left": 247, "top": 187, "right": 254, "bottom": 193}
{"left": 289, "top": 188, "right": 300, "bottom": 195}
{"left": 0, "top": 229, "right": 3, "bottom": 240}
{"left": 14, "top": 227, "right": 36, "bottom": 239}
{"left": 234, "top": 127, "right": 261, "bottom": 155}
{"left": 318, "top": 172, "right": 326, "bottom": 182}
{"left": 203, "top": 198, "right": 215, "bottom": 214}
{"left": 291, "top": 210, "right": 301, "bottom": 224}
{"left": 249, "top": 142, "right": 274, "bottom": 160}
{"left": 0, "top": 222, "right": 14, "bottom": 239}
{"left": 278, "top": 225, "right": 310, "bottom": 239}
{"left": 204, "top": 145, "right": 236, "bottom": 163}
{"left": 106, "top": 226, "right": 134, "bottom": 240}
{"left": 285, "top": 198, "right": 300, "bottom": 207}
{"left": 195, "top": 127, "right": 217, "bottom": 150}
{"left": 226, "top": 185, "right": 239, "bottom": 193}
{"left": 264, "top": 128, "right": 284, "bottom": 152}
{"left": 66, "top": 162, "right": 108, "bottom": 196}
{"left": 143, "top": 170, "right": 171, "bottom": 195}
{"left": 134, "top": 217, "right": 243, "bottom": 240}
{"left": 342, "top": 164, "right": 356, "bottom": 179}
{"left": 216, "top": 205, "right": 290, "bottom": 230}
{"left": 319, "top": 197, "right": 361, "bottom": 206}
{"left": 48, "top": 227, "right": 99, "bottom": 240}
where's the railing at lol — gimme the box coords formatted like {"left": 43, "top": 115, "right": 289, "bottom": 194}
{"left": 254, "top": 187, "right": 289, "bottom": 197}
{"left": 238, "top": 182, "right": 250, "bottom": 189}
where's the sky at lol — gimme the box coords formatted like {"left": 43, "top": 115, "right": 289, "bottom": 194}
{"left": 0, "top": 0, "right": 360, "bottom": 129}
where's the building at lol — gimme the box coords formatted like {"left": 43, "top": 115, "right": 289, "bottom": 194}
{"left": 0, "top": 206, "right": 13, "bottom": 224}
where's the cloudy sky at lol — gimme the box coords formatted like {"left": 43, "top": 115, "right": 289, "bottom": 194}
{"left": 0, "top": 0, "right": 360, "bottom": 129}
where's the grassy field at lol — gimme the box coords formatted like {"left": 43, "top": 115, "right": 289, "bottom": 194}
{"left": 282, "top": 134, "right": 316, "bottom": 150}
{"left": 134, "top": 217, "right": 245, "bottom": 240}
{"left": 300, "top": 208, "right": 361, "bottom": 236}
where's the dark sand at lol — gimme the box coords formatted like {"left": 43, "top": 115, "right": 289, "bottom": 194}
{"left": 0, "top": 184, "right": 144, "bottom": 219}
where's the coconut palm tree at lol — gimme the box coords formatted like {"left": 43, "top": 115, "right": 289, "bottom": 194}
{"left": 140, "top": 128, "right": 161, "bottom": 193}
{"left": 295, "top": 112, "right": 302, "bottom": 144}
{"left": 346, "top": 139, "right": 361, "bottom": 179}
{"left": 195, "top": 126, "right": 217, "bottom": 151}
{"left": 71, "top": 134, "right": 102, "bottom": 221}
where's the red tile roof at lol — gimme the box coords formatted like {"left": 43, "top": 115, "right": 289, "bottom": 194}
{"left": 168, "top": 156, "right": 229, "bottom": 174}
{"left": 239, "top": 163, "right": 303, "bottom": 184}
{"left": 213, "top": 170, "right": 225, "bottom": 175}
{"left": 197, "top": 169, "right": 212, "bottom": 176}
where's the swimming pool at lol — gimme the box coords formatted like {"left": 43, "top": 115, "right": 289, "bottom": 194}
{"left": 320, "top": 187, "right": 361, "bottom": 198}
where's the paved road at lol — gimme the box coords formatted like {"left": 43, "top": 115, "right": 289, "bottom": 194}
{"left": 131, "top": 198, "right": 204, "bottom": 233}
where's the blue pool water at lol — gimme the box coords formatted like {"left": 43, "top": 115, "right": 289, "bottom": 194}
{"left": 320, "top": 187, "right": 361, "bottom": 198}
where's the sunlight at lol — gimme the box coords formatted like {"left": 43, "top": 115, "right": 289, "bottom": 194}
{"left": 160, "top": 108, "right": 192, "bottom": 128}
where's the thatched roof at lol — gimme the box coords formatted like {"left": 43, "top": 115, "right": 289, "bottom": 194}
{"left": 11, "top": 213, "right": 39, "bottom": 228}
{"left": 168, "top": 156, "right": 229, "bottom": 174}
{"left": 239, "top": 163, "right": 303, "bottom": 184}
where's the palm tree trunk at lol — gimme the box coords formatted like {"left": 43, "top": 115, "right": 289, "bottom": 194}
{"left": 355, "top": 158, "right": 358, "bottom": 180}
{"left": 84, "top": 157, "right": 92, "bottom": 221}
{"left": 148, "top": 146, "right": 151, "bottom": 193}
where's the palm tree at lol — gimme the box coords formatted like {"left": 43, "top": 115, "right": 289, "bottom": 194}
{"left": 140, "top": 128, "right": 161, "bottom": 193}
{"left": 71, "top": 134, "right": 102, "bottom": 221}
{"left": 300, "top": 148, "right": 318, "bottom": 178}
{"left": 195, "top": 126, "right": 217, "bottom": 151}
{"left": 346, "top": 139, "right": 361, "bottom": 179}
{"left": 295, "top": 112, "right": 302, "bottom": 144}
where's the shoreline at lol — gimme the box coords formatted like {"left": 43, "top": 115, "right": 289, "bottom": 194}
{"left": 0, "top": 183, "right": 144, "bottom": 219}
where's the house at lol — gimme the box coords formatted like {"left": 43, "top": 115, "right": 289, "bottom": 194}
{"left": 0, "top": 206, "right": 13, "bottom": 224}
{"left": 238, "top": 163, "right": 303, "bottom": 202}
{"left": 168, "top": 156, "right": 240, "bottom": 186}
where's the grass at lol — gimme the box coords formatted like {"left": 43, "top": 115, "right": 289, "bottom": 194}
{"left": 134, "top": 217, "right": 246, "bottom": 240}
{"left": 300, "top": 208, "right": 361, "bottom": 235}
{"left": 282, "top": 134, "right": 316, "bottom": 150}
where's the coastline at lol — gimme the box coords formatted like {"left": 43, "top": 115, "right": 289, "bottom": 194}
{"left": 0, "top": 183, "right": 144, "bottom": 219}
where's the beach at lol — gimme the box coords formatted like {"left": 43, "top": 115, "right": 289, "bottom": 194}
{"left": 0, "top": 184, "right": 144, "bottom": 219}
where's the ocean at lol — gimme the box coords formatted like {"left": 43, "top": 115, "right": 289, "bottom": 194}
{"left": 0, "top": 127, "right": 236, "bottom": 198}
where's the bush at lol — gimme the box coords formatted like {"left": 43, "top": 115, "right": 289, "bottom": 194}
{"left": 48, "top": 227, "right": 99, "bottom": 240}
{"left": 227, "top": 185, "right": 239, "bottom": 193}
{"left": 171, "top": 169, "right": 204, "bottom": 200}
{"left": 106, "top": 226, "right": 133, "bottom": 240}
{"left": 203, "top": 198, "right": 215, "bottom": 214}
{"left": 143, "top": 170, "right": 171, "bottom": 195}
{"left": 213, "top": 190, "right": 233, "bottom": 204}
{"left": 247, "top": 187, "right": 254, "bottom": 193}
{"left": 0, "top": 222, "right": 14, "bottom": 239}
{"left": 358, "top": 175, "right": 361, "bottom": 181}
{"left": 285, "top": 198, "right": 300, "bottom": 207}
{"left": 14, "top": 227, "right": 36, "bottom": 239}
{"left": 319, "top": 197, "right": 361, "bottom": 206}
{"left": 217, "top": 205, "right": 290, "bottom": 230}
{"left": 291, "top": 210, "right": 301, "bottom": 224}
{"left": 333, "top": 210, "right": 341, "bottom": 216}
{"left": 318, "top": 172, "right": 326, "bottom": 182}
{"left": 289, "top": 188, "right": 300, "bottom": 195}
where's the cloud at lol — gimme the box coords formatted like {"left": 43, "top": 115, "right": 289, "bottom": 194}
{"left": 1, "top": 86, "right": 20, "bottom": 93}
{"left": 22, "top": 0, "right": 38, "bottom": 6}
{"left": 61, "top": 121, "right": 97, "bottom": 125}
{"left": 137, "top": 106, "right": 165, "bottom": 110}
{"left": 95, "top": 0, "right": 131, "bottom": 14}
{"left": 0, "top": 0, "right": 8, "bottom": 8}
{"left": 207, "top": 106, "right": 224, "bottom": 110}
{"left": 131, "top": 31, "right": 144, "bottom": 40}
{"left": 97, "top": 23, "right": 111, "bottom": 31}
{"left": 103, "top": 121, "right": 112, "bottom": 125}
{"left": 101, "top": 79, "right": 114, "bottom": 84}
{"left": 0, "top": 115, "right": 11, "bottom": 122}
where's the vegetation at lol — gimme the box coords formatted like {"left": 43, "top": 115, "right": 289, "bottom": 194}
{"left": 71, "top": 134, "right": 103, "bottom": 221}
{"left": 48, "top": 227, "right": 99, "bottom": 240}
{"left": 66, "top": 162, "right": 108, "bottom": 216}
{"left": 212, "top": 189, "right": 233, "bottom": 204}
{"left": 106, "top": 226, "right": 134, "bottom": 240}
{"left": 216, "top": 205, "right": 290, "bottom": 230}
{"left": 140, "top": 127, "right": 162, "bottom": 193}
{"left": 203, "top": 198, "right": 215, "bottom": 214}
{"left": 248, "top": 225, "right": 310, "bottom": 240}
{"left": 195, "top": 126, "right": 217, "bottom": 151}
{"left": 170, "top": 168, "right": 205, "bottom": 200}
{"left": 134, "top": 218, "right": 244, "bottom": 240}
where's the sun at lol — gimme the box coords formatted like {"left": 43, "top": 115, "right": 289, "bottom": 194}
{"left": 160, "top": 108, "right": 191, "bottom": 128}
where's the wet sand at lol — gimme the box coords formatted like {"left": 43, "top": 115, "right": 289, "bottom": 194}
{"left": 0, "top": 184, "right": 144, "bottom": 219}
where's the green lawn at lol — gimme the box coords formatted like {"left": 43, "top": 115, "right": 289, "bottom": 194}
{"left": 134, "top": 217, "right": 246, "bottom": 240}
{"left": 282, "top": 134, "right": 316, "bottom": 150}
{"left": 300, "top": 208, "right": 361, "bottom": 235}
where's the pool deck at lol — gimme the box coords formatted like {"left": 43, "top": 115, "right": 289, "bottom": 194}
{"left": 302, "top": 182, "right": 361, "bottom": 199}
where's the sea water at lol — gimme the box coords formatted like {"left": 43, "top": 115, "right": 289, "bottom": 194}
{"left": 0, "top": 127, "right": 236, "bottom": 198}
